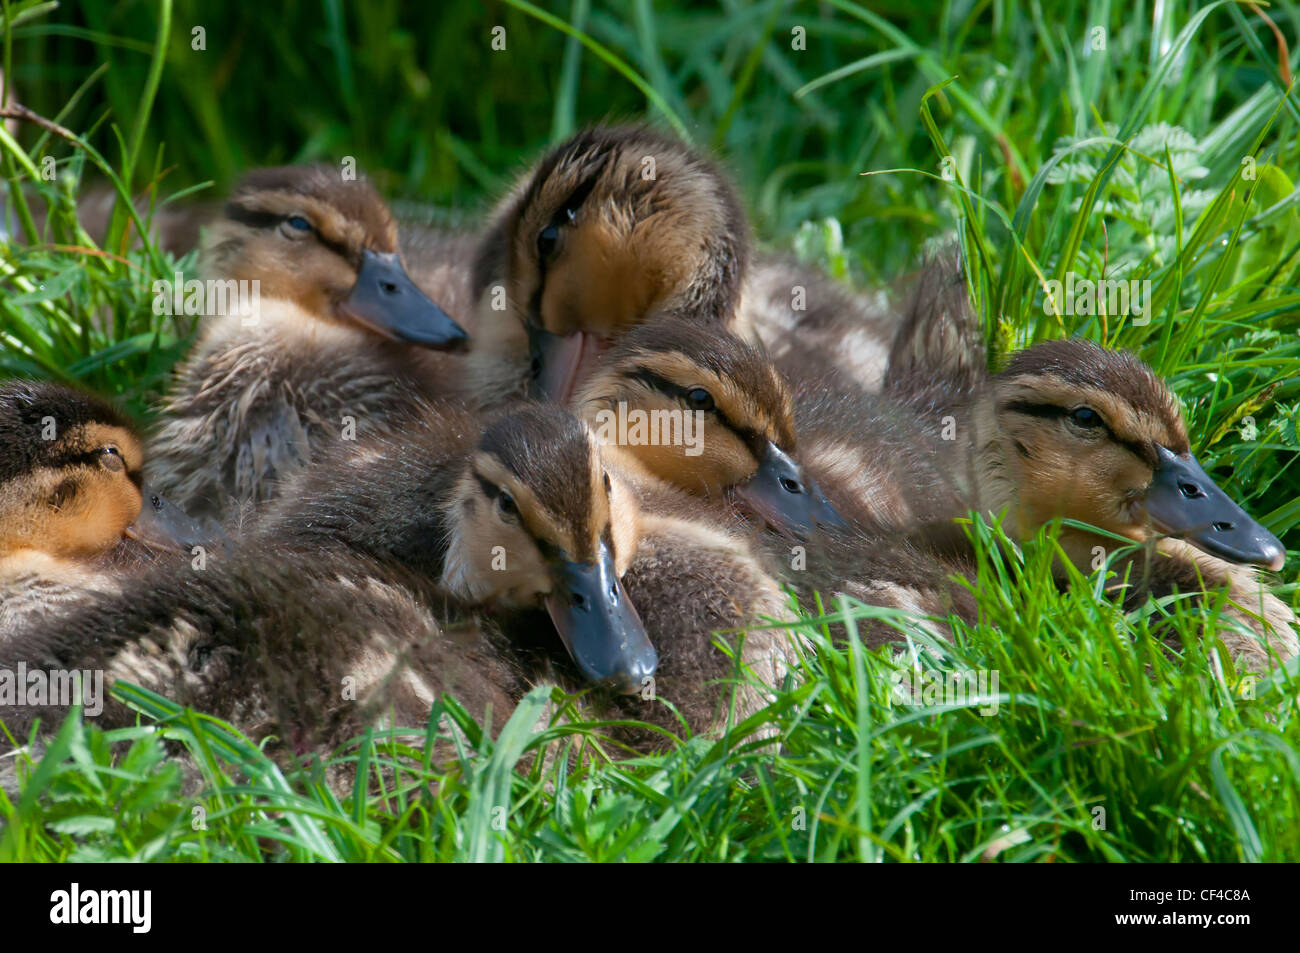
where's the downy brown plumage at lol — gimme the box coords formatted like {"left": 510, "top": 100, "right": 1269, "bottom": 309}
{"left": 880, "top": 264, "right": 1296, "bottom": 666}
{"left": 570, "top": 314, "right": 978, "bottom": 652}
{"left": 0, "top": 380, "right": 204, "bottom": 636}
{"left": 146, "top": 164, "right": 468, "bottom": 520}
{"left": 460, "top": 124, "right": 751, "bottom": 408}
{"left": 742, "top": 255, "right": 901, "bottom": 395}
{"left": 7, "top": 403, "right": 794, "bottom": 754}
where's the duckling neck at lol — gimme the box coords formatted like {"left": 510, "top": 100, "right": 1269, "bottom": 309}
{"left": 968, "top": 396, "right": 1019, "bottom": 525}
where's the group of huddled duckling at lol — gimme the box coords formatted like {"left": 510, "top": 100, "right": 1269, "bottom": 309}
{"left": 2, "top": 125, "right": 1295, "bottom": 765}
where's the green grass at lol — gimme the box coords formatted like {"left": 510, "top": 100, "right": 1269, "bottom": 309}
{"left": 4, "top": 521, "right": 1296, "bottom": 862}
{"left": 2, "top": 0, "right": 1300, "bottom": 861}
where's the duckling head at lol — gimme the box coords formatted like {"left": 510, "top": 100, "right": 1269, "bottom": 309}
{"left": 202, "top": 164, "right": 468, "bottom": 350}
{"left": 476, "top": 125, "right": 748, "bottom": 403}
{"left": 573, "top": 318, "right": 845, "bottom": 538}
{"left": 0, "top": 381, "right": 205, "bottom": 561}
{"left": 993, "top": 339, "right": 1285, "bottom": 570}
{"left": 441, "top": 404, "right": 658, "bottom": 692}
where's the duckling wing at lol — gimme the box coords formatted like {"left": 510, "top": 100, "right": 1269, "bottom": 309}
{"left": 235, "top": 391, "right": 313, "bottom": 504}
{"left": 744, "top": 255, "right": 897, "bottom": 395}
{"left": 883, "top": 249, "right": 986, "bottom": 403}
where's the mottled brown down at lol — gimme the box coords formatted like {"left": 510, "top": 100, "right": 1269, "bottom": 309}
{"left": 147, "top": 166, "right": 453, "bottom": 518}
{"left": 461, "top": 125, "right": 751, "bottom": 405}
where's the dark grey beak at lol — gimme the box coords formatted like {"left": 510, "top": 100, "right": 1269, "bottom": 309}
{"left": 1144, "top": 444, "right": 1286, "bottom": 570}
{"left": 125, "top": 482, "right": 211, "bottom": 554}
{"left": 734, "top": 441, "right": 848, "bottom": 539}
{"left": 341, "top": 249, "right": 468, "bottom": 351}
{"left": 543, "top": 542, "right": 658, "bottom": 694}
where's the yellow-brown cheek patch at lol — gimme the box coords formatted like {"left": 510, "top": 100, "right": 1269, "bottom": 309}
{"left": 1009, "top": 420, "right": 1152, "bottom": 538}
{"left": 14, "top": 470, "right": 140, "bottom": 559}
{"left": 605, "top": 472, "right": 641, "bottom": 575}
{"left": 203, "top": 225, "right": 358, "bottom": 319}
{"left": 542, "top": 220, "right": 661, "bottom": 336}
{"left": 79, "top": 476, "right": 141, "bottom": 554}
{"left": 580, "top": 373, "right": 760, "bottom": 495}
{"left": 442, "top": 473, "right": 551, "bottom": 604}
{"left": 679, "top": 440, "right": 756, "bottom": 496}
{"left": 268, "top": 244, "right": 358, "bottom": 319}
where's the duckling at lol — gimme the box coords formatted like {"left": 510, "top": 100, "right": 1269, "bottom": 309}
{"left": 571, "top": 316, "right": 846, "bottom": 538}
{"left": 461, "top": 122, "right": 911, "bottom": 412}
{"left": 566, "top": 314, "right": 981, "bottom": 662}
{"left": 264, "top": 400, "right": 795, "bottom": 721}
{"left": 461, "top": 124, "right": 750, "bottom": 407}
{"left": 0, "top": 380, "right": 205, "bottom": 634}
{"left": 0, "top": 536, "right": 524, "bottom": 759}
{"left": 970, "top": 340, "right": 1294, "bottom": 663}
{"left": 146, "top": 164, "right": 468, "bottom": 519}
{"left": 882, "top": 278, "right": 1296, "bottom": 665}
{"left": 756, "top": 251, "right": 1294, "bottom": 665}
{"left": 571, "top": 310, "right": 979, "bottom": 545}
{"left": 11, "top": 402, "right": 794, "bottom": 753}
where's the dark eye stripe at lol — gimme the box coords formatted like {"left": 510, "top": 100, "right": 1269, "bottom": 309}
{"left": 224, "top": 203, "right": 359, "bottom": 265}
{"left": 223, "top": 203, "right": 285, "bottom": 230}
{"left": 474, "top": 473, "right": 501, "bottom": 503}
{"left": 1000, "top": 399, "right": 1156, "bottom": 466}
{"left": 1000, "top": 400, "right": 1069, "bottom": 422}
{"left": 626, "top": 365, "right": 772, "bottom": 456}
{"left": 529, "top": 170, "right": 606, "bottom": 321}
{"left": 58, "top": 449, "right": 113, "bottom": 470}
{"left": 535, "top": 536, "right": 561, "bottom": 561}
{"left": 627, "top": 366, "right": 728, "bottom": 422}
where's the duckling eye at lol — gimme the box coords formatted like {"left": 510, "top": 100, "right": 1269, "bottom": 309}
{"left": 98, "top": 446, "right": 125, "bottom": 473}
{"left": 537, "top": 224, "right": 560, "bottom": 260}
{"left": 497, "top": 490, "right": 519, "bottom": 520}
{"left": 685, "top": 388, "right": 715, "bottom": 412}
{"left": 286, "top": 215, "right": 312, "bottom": 232}
{"left": 1069, "top": 407, "right": 1103, "bottom": 429}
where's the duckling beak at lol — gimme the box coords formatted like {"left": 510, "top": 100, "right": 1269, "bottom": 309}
{"left": 527, "top": 324, "right": 607, "bottom": 404}
{"left": 1143, "top": 445, "right": 1286, "bottom": 570}
{"left": 340, "top": 249, "right": 469, "bottom": 351}
{"left": 543, "top": 541, "right": 658, "bottom": 693}
{"left": 735, "top": 442, "right": 849, "bottom": 539}
{"left": 124, "top": 482, "right": 210, "bottom": 554}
